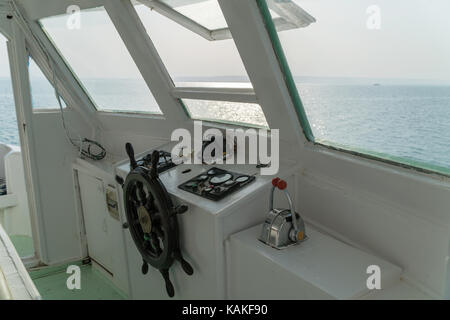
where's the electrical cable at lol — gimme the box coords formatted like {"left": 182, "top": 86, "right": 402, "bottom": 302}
{"left": 11, "top": 1, "right": 106, "bottom": 161}
{"left": 50, "top": 58, "right": 106, "bottom": 161}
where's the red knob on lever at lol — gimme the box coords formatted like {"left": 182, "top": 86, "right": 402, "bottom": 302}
{"left": 272, "top": 178, "right": 287, "bottom": 190}
{"left": 272, "top": 178, "right": 281, "bottom": 187}
{"left": 277, "top": 180, "right": 287, "bottom": 190}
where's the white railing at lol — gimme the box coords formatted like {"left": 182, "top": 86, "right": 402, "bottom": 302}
{"left": 0, "top": 267, "right": 12, "bottom": 300}
{"left": 0, "top": 144, "right": 32, "bottom": 238}
{"left": 0, "top": 223, "right": 40, "bottom": 300}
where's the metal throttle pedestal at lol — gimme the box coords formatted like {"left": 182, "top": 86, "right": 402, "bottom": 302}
{"left": 259, "top": 178, "right": 307, "bottom": 249}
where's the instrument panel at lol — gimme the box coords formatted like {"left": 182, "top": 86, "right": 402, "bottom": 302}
{"left": 178, "top": 167, "right": 255, "bottom": 201}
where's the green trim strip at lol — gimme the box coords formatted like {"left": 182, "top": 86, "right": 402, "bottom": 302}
{"left": 256, "top": 0, "right": 314, "bottom": 142}
{"left": 317, "top": 139, "right": 450, "bottom": 178}
{"left": 178, "top": 98, "right": 192, "bottom": 118}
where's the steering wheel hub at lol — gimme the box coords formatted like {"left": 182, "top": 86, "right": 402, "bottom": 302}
{"left": 137, "top": 205, "right": 152, "bottom": 233}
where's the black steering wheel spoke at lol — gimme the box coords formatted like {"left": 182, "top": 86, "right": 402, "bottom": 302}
{"left": 130, "top": 218, "right": 140, "bottom": 227}
{"left": 136, "top": 182, "right": 147, "bottom": 206}
{"left": 145, "top": 197, "right": 157, "bottom": 215}
{"left": 150, "top": 232, "right": 162, "bottom": 256}
{"left": 153, "top": 226, "right": 165, "bottom": 240}
{"left": 130, "top": 188, "right": 140, "bottom": 207}
{"left": 142, "top": 235, "right": 151, "bottom": 250}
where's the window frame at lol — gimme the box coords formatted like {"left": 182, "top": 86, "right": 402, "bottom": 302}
{"left": 172, "top": 87, "right": 257, "bottom": 104}
{"left": 256, "top": 0, "right": 313, "bottom": 141}
{"left": 37, "top": 2, "right": 265, "bottom": 126}
{"left": 133, "top": 1, "right": 269, "bottom": 128}
{"left": 15, "top": 14, "right": 101, "bottom": 130}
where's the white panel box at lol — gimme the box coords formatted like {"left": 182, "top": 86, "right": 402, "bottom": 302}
{"left": 226, "top": 224, "right": 402, "bottom": 299}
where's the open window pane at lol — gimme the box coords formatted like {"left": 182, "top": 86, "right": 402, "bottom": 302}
{"left": 155, "top": 0, "right": 312, "bottom": 37}
{"left": 40, "top": 7, "right": 161, "bottom": 114}
{"left": 183, "top": 99, "right": 268, "bottom": 128}
{"left": 28, "top": 57, "right": 66, "bottom": 110}
{"left": 135, "top": 3, "right": 251, "bottom": 87}
{"left": 161, "top": 0, "right": 228, "bottom": 30}
{"left": 271, "top": 0, "right": 450, "bottom": 173}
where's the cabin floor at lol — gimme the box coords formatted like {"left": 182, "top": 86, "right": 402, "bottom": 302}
{"left": 9, "top": 235, "right": 34, "bottom": 257}
{"left": 28, "top": 261, "right": 127, "bottom": 300}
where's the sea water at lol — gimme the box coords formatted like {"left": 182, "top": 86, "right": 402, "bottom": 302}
{"left": 0, "top": 78, "right": 18, "bottom": 146}
{"left": 0, "top": 77, "right": 449, "bottom": 171}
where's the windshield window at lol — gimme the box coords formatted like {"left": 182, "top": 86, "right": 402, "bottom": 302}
{"left": 269, "top": 0, "right": 450, "bottom": 173}
{"left": 135, "top": 2, "right": 250, "bottom": 86}
{"left": 40, "top": 7, "right": 161, "bottom": 114}
{"left": 28, "top": 57, "right": 66, "bottom": 110}
{"left": 135, "top": 2, "right": 269, "bottom": 127}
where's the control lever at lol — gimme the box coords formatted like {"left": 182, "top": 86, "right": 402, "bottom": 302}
{"left": 259, "top": 178, "right": 307, "bottom": 249}
{"left": 271, "top": 178, "right": 301, "bottom": 241}
{"left": 126, "top": 142, "right": 137, "bottom": 170}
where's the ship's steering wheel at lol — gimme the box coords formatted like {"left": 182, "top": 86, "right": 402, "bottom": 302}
{"left": 118, "top": 143, "right": 193, "bottom": 298}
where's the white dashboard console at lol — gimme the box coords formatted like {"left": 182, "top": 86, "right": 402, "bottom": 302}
{"left": 115, "top": 142, "right": 298, "bottom": 299}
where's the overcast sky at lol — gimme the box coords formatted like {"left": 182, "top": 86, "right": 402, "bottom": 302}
{"left": 1, "top": 0, "right": 450, "bottom": 83}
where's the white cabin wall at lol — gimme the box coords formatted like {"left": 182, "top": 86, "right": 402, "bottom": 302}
{"left": 95, "top": 113, "right": 183, "bottom": 159}
{"left": 2, "top": 149, "right": 32, "bottom": 237}
{"left": 30, "top": 110, "right": 92, "bottom": 264}
{"left": 0, "top": 144, "right": 10, "bottom": 178}
{"left": 295, "top": 145, "right": 450, "bottom": 297}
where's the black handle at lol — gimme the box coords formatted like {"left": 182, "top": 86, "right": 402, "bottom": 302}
{"left": 179, "top": 258, "right": 194, "bottom": 276}
{"left": 161, "top": 269, "right": 175, "bottom": 298}
{"left": 150, "top": 150, "right": 160, "bottom": 178}
{"left": 175, "top": 250, "right": 194, "bottom": 276}
{"left": 174, "top": 205, "right": 188, "bottom": 215}
{"left": 141, "top": 260, "right": 149, "bottom": 275}
{"left": 126, "top": 143, "right": 137, "bottom": 169}
{"left": 115, "top": 175, "right": 124, "bottom": 187}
